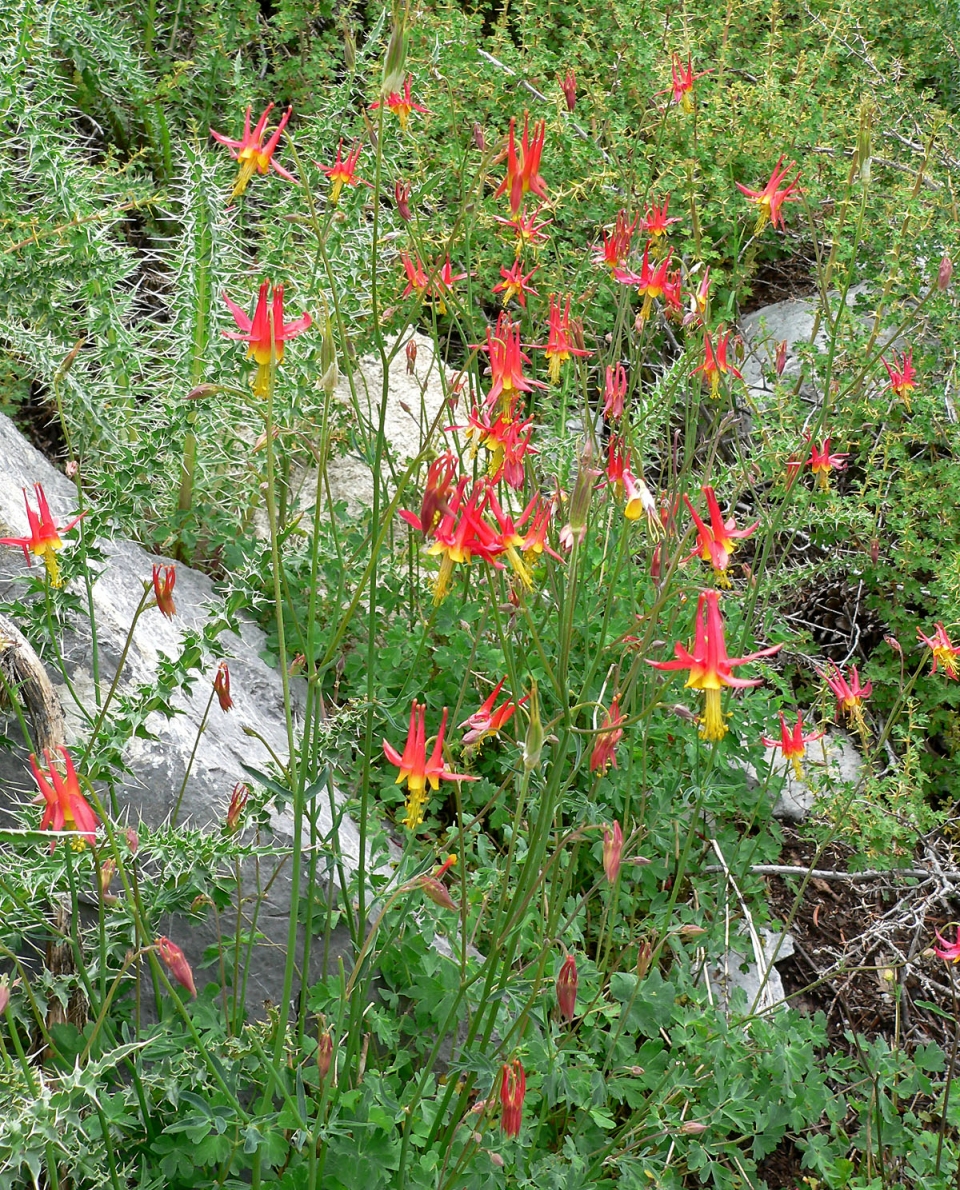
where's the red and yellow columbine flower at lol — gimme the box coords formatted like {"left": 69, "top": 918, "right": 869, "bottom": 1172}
{"left": 424, "top": 479, "right": 504, "bottom": 601}
{"left": 640, "top": 196, "right": 681, "bottom": 239}
{"left": 222, "top": 280, "right": 312, "bottom": 397}
{"left": 319, "top": 140, "right": 363, "bottom": 203}
{"left": 659, "top": 52, "right": 711, "bottom": 113}
{"left": 399, "top": 452, "right": 458, "bottom": 536}
{"left": 603, "top": 363, "right": 627, "bottom": 420}
{"left": 556, "top": 954, "right": 578, "bottom": 1020}
{"left": 683, "top": 485, "right": 757, "bottom": 585}
{"left": 590, "top": 695, "right": 625, "bottom": 773}
{"left": 917, "top": 623, "right": 960, "bottom": 680}
{"left": 692, "top": 327, "right": 743, "bottom": 400}
{"left": 156, "top": 936, "right": 197, "bottom": 998}
{"left": 594, "top": 209, "right": 638, "bottom": 273}
{"left": 494, "top": 205, "right": 553, "bottom": 256}
{"left": 210, "top": 103, "right": 295, "bottom": 201}
{"left": 494, "top": 113, "right": 547, "bottom": 215}
{"left": 30, "top": 747, "right": 99, "bottom": 851}
{"left": 615, "top": 242, "right": 673, "bottom": 323}
{"left": 370, "top": 75, "right": 431, "bottom": 131}
{"left": 623, "top": 469, "right": 660, "bottom": 531}
{"left": 480, "top": 313, "right": 545, "bottom": 411}
{"left": 152, "top": 564, "right": 176, "bottom": 619}
{"left": 0, "top": 484, "right": 84, "bottom": 588}
{"left": 821, "top": 663, "right": 872, "bottom": 736}
{"left": 401, "top": 255, "right": 466, "bottom": 315}
{"left": 225, "top": 782, "right": 250, "bottom": 833}
{"left": 493, "top": 260, "right": 540, "bottom": 308}
{"left": 882, "top": 349, "right": 917, "bottom": 412}
{"left": 762, "top": 711, "right": 824, "bottom": 780}
{"left": 543, "top": 294, "right": 591, "bottom": 384}
{"left": 383, "top": 701, "right": 477, "bottom": 829}
{"left": 805, "top": 435, "right": 849, "bottom": 491}
{"left": 648, "top": 590, "right": 782, "bottom": 741}
{"left": 500, "top": 1059, "right": 526, "bottom": 1137}
{"left": 736, "top": 155, "right": 800, "bottom": 234}
{"left": 684, "top": 266, "right": 711, "bottom": 327}
{"left": 460, "top": 677, "right": 526, "bottom": 746}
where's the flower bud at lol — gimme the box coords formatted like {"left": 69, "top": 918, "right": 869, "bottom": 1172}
{"left": 405, "top": 339, "right": 418, "bottom": 375}
{"left": 522, "top": 679, "right": 544, "bottom": 772}
{"left": 125, "top": 827, "right": 139, "bottom": 854}
{"left": 555, "top": 954, "right": 578, "bottom": 1020}
{"left": 472, "top": 122, "right": 486, "bottom": 151}
{"left": 394, "top": 179, "right": 412, "bottom": 221}
{"left": 213, "top": 661, "right": 233, "bottom": 712}
{"left": 320, "top": 306, "right": 339, "bottom": 398}
{"left": 419, "top": 874, "right": 458, "bottom": 911}
{"left": 226, "top": 782, "right": 250, "bottom": 833}
{"left": 560, "top": 69, "right": 576, "bottom": 112}
{"left": 680, "top": 1120, "right": 708, "bottom": 1135}
{"left": 156, "top": 936, "right": 197, "bottom": 998}
{"left": 636, "top": 939, "right": 653, "bottom": 980}
{"left": 774, "top": 339, "right": 787, "bottom": 377}
{"left": 567, "top": 438, "right": 596, "bottom": 540}
{"left": 500, "top": 1059, "right": 526, "bottom": 1137}
{"left": 317, "top": 1030, "right": 334, "bottom": 1078}
{"left": 99, "top": 857, "right": 117, "bottom": 897}
{"left": 0, "top": 981, "right": 9, "bottom": 1014}
{"left": 151, "top": 564, "right": 176, "bottom": 620}
{"left": 939, "top": 254, "right": 953, "bottom": 291}
{"left": 602, "top": 820, "right": 623, "bottom": 883}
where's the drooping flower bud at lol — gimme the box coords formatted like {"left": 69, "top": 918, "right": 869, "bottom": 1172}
{"left": 213, "top": 661, "right": 233, "bottom": 712}
{"left": 472, "top": 122, "right": 486, "bottom": 151}
{"left": 500, "top": 1059, "right": 526, "bottom": 1137}
{"left": 405, "top": 338, "right": 418, "bottom": 375}
{"left": 98, "top": 857, "right": 117, "bottom": 898}
{"left": 602, "top": 820, "right": 623, "bottom": 883}
{"left": 152, "top": 564, "right": 176, "bottom": 619}
{"left": 394, "top": 179, "right": 412, "bottom": 221}
{"left": 156, "top": 936, "right": 197, "bottom": 998}
{"left": 317, "top": 1030, "right": 334, "bottom": 1078}
{"left": 522, "top": 679, "right": 544, "bottom": 772}
{"left": 636, "top": 938, "right": 653, "bottom": 980}
{"left": 555, "top": 954, "right": 578, "bottom": 1020}
{"left": 560, "top": 69, "right": 576, "bottom": 112}
{"left": 939, "top": 254, "right": 953, "bottom": 291}
{"left": 774, "top": 339, "right": 787, "bottom": 377}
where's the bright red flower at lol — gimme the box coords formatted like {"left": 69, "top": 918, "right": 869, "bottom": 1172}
{"left": 383, "top": 701, "right": 477, "bottom": 829}
{"left": 370, "top": 75, "right": 431, "bottom": 131}
{"left": 615, "top": 241, "right": 673, "bottom": 323}
{"left": 882, "top": 349, "right": 917, "bottom": 412}
{"left": 462, "top": 406, "right": 537, "bottom": 489}
{"left": 210, "top": 103, "right": 295, "bottom": 201}
{"left": 692, "top": 327, "right": 743, "bottom": 399}
{"left": 152, "top": 564, "right": 176, "bottom": 619}
{"left": 495, "top": 113, "right": 547, "bottom": 215}
{"left": 399, "top": 452, "right": 459, "bottom": 536}
{"left": 820, "top": 663, "right": 872, "bottom": 734}
{"left": 494, "top": 205, "right": 553, "bottom": 255}
{"left": 762, "top": 711, "right": 823, "bottom": 780}
{"left": 424, "top": 479, "right": 504, "bottom": 601}
{"left": 543, "top": 294, "right": 591, "bottom": 384}
{"left": 917, "top": 623, "right": 960, "bottom": 680}
{"left": 640, "top": 196, "right": 681, "bottom": 238}
{"left": 736, "top": 155, "right": 800, "bottom": 233}
{"left": 30, "top": 747, "right": 99, "bottom": 851}
{"left": 603, "top": 820, "right": 623, "bottom": 883}
{"left": 493, "top": 260, "right": 540, "bottom": 308}
{"left": 479, "top": 313, "right": 545, "bottom": 411}
{"left": 222, "top": 281, "right": 312, "bottom": 396}
{"left": 603, "top": 363, "right": 627, "bottom": 420}
{"left": 648, "top": 590, "right": 782, "bottom": 741}
{"left": 595, "top": 209, "right": 638, "bottom": 273}
{"left": 500, "top": 1059, "right": 526, "bottom": 1137}
{"left": 805, "top": 436, "right": 849, "bottom": 491}
{"left": 460, "top": 677, "right": 526, "bottom": 746}
{"left": 605, "top": 435, "right": 630, "bottom": 495}
{"left": 683, "top": 485, "right": 757, "bottom": 584}
{"left": 556, "top": 954, "right": 578, "bottom": 1020}
{"left": 319, "top": 140, "right": 363, "bottom": 203}
{"left": 0, "top": 484, "right": 84, "bottom": 588}
{"left": 213, "top": 661, "right": 233, "bottom": 712}
{"left": 156, "top": 936, "right": 197, "bottom": 998}
{"left": 590, "top": 695, "right": 624, "bottom": 773}
{"left": 401, "top": 255, "right": 465, "bottom": 315}
{"left": 659, "top": 52, "right": 711, "bottom": 113}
